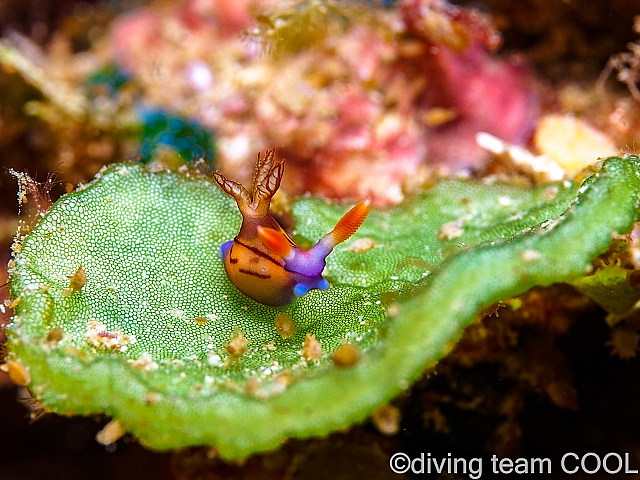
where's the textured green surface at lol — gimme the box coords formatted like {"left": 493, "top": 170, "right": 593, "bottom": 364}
{"left": 572, "top": 262, "right": 640, "bottom": 316}
{"left": 7, "top": 156, "right": 640, "bottom": 458}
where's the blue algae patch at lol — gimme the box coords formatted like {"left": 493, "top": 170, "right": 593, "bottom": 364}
{"left": 86, "top": 63, "right": 132, "bottom": 97}
{"left": 137, "top": 108, "right": 216, "bottom": 166}
{"left": 371, "top": 0, "right": 398, "bottom": 7}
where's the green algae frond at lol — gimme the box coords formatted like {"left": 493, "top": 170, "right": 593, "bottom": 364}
{"left": 7, "top": 156, "right": 640, "bottom": 458}
{"left": 572, "top": 262, "right": 640, "bottom": 324}
{"left": 244, "top": 1, "right": 384, "bottom": 58}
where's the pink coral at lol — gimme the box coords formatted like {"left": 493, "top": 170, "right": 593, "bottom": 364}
{"left": 399, "top": 0, "right": 539, "bottom": 169}
{"left": 108, "top": 0, "right": 540, "bottom": 205}
{"left": 417, "top": 44, "right": 539, "bottom": 168}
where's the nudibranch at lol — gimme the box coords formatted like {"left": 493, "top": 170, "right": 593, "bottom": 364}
{"left": 213, "top": 149, "right": 371, "bottom": 306}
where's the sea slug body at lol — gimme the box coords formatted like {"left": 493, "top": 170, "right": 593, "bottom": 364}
{"left": 213, "top": 149, "right": 370, "bottom": 306}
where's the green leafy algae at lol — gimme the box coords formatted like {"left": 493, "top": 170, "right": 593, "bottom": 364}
{"left": 7, "top": 156, "right": 640, "bottom": 458}
{"left": 245, "top": 2, "right": 367, "bottom": 58}
{"left": 572, "top": 262, "right": 640, "bottom": 320}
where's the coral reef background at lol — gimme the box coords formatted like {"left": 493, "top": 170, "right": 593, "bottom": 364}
{"left": 3, "top": 0, "right": 640, "bottom": 478}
